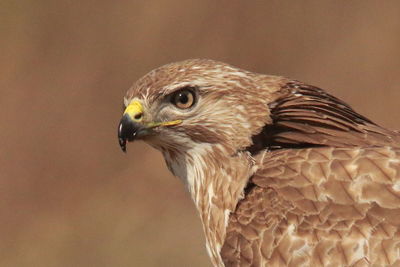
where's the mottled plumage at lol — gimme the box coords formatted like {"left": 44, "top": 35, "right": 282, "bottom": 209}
{"left": 118, "top": 59, "right": 400, "bottom": 266}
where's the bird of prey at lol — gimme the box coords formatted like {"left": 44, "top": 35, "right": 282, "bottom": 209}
{"left": 118, "top": 59, "right": 400, "bottom": 267}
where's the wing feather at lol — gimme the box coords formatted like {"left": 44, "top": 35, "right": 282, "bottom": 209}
{"left": 221, "top": 147, "right": 400, "bottom": 266}
{"left": 247, "top": 81, "right": 400, "bottom": 155}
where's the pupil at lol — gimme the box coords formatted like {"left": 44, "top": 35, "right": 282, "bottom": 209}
{"left": 178, "top": 93, "right": 188, "bottom": 104}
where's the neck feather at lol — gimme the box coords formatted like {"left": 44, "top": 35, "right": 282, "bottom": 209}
{"left": 163, "top": 144, "right": 255, "bottom": 267}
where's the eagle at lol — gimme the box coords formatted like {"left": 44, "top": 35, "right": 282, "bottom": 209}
{"left": 117, "top": 59, "right": 400, "bottom": 266}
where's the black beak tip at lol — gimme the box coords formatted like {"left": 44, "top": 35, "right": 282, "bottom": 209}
{"left": 118, "top": 115, "right": 139, "bottom": 153}
{"left": 118, "top": 119, "right": 128, "bottom": 153}
{"left": 119, "top": 137, "right": 127, "bottom": 153}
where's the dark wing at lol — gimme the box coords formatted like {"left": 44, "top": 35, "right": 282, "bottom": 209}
{"left": 221, "top": 147, "right": 400, "bottom": 266}
{"left": 246, "top": 81, "right": 400, "bottom": 155}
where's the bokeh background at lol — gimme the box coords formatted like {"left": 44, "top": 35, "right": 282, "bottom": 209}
{"left": 1, "top": 1, "right": 400, "bottom": 266}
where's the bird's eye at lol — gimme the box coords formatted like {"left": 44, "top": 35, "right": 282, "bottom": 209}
{"left": 171, "top": 88, "right": 196, "bottom": 109}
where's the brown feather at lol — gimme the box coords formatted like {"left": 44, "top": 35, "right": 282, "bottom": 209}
{"left": 247, "top": 81, "right": 400, "bottom": 155}
{"left": 222, "top": 147, "right": 400, "bottom": 266}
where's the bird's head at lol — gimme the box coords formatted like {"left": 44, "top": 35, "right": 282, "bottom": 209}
{"left": 118, "top": 59, "right": 281, "bottom": 155}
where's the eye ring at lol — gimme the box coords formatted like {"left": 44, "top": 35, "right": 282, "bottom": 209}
{"left": 171, "top": 87, "right": 196, "bottom": 109}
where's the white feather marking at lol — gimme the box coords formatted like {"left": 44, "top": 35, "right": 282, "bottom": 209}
{"left": 346, "top": 163, "right": 358, "bottom": 173}
{"left": 123, "top": 97, "right": 129, "bottom": 107}
{"left": 293, "top": 243, "right": 311, "bottom": 257}
{"left": 288, "top": 224, "right": 312, "bottom": 257}
{"left": 205, "top": 243, "right": 213, "bottom": 259}
{"left": 287, "top": 224, "right": 295, "bottom": 235}
{"left": 224, "top": 209, "right": 231, "bottom": 228}
{"left": 207, "top": 183, "right": 215, "bottom": 206}
{"left": 352, "top": 239, "right": 366, "bottom": 261}
{"left": 220, "top": 169, "right": 231, "bottom": 182}
{"left": 392, "top": 182, "right": 400, "bottom": 191}
{"left": 185, "top": 143, "right": 214, "bottom": 204}
{"left": 236, "top": 105, "right": 246, "bottom": 112}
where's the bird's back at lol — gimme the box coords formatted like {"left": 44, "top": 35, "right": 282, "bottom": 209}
{"left": 221, "top": 81, "right": 400, "bottom": 266}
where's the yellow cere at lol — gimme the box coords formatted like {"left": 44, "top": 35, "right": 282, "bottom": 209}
{"left": 124, "top": 100, "right": 143, "bottom": 121}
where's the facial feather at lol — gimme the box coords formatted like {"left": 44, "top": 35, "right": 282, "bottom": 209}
{"left": 124, "top": 59, "right": 283, "bottom": 155}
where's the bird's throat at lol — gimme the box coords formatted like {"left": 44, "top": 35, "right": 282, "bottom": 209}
{"left": 162, "top": 144, "right": 255, "bottom": 266}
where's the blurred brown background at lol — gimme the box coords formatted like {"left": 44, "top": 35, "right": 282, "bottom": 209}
{"left": 1, "top": 1, "right": 400, "bottom": 266}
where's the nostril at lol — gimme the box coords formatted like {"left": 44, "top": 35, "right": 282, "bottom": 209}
{"left": 134, "top": 113, "right": 143, "bottom": 120}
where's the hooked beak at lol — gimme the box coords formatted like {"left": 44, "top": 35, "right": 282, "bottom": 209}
{"left": 117, "top": 100, "right": 182, "bottom": 152}
{"left": 118, "top": 114, "right": 148, "bottom": 152}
